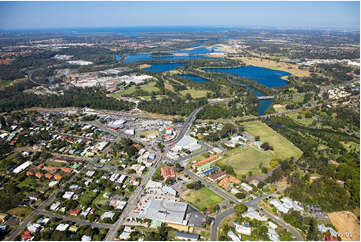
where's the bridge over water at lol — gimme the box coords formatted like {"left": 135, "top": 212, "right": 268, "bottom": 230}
{"left": 257, "top": 96, "right": 274, "bottom": 100}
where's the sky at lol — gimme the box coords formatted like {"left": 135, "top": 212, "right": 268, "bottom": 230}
{"left": 0, "top": 1, "right": 360, "bottom": 31}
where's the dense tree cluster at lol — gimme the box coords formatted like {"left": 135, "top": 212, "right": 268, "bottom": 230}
{"left": 0, "top": 85, "right": 134, "bottom": 112}
{"left": 266, "top": 113, "right": 359, "bottom": 212}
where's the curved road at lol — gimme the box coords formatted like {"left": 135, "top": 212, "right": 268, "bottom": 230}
{"left": 211, "top": 208, "right": 235, "bottom": 240}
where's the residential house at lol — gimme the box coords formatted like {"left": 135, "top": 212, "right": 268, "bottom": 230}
{"left": 55, "top": 224, "right": 69, "bottom": 232}
{"left": 227, "top": 231, "right": 241, "bottom": 241}
{"left": 234, "top": 222, "right": 251, "bottom": 235}
{"left": 175, "top": 232, "right": 200, "bottom": 241}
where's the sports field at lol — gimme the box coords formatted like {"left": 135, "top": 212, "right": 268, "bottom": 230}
{"left": 217, "top": 146, "right": 272, "bottom": 176}
{"left": 183, "top": 187, "right": 224, "bottom": 211}
{"left": 243, "top": 121, "right": 303, "bottom": 160}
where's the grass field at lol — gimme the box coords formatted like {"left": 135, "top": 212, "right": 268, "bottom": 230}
{"left": 188, "top": 153, "right": 209, "bottom": 163}
{"left": 183, "top": 187, "right": 224, "bottom": 211}
{"left": 78, "top": 191, "right": 97, "bottom": 206}
{"left": 110, "top": 81, "right": 160, "bottom": 98}
{"left": 286, "top": 112, "right": 314, "bottom": 126}
{"left": 217, "top": 146, "right": 272, "bottom": 176}
{"left": 244, "top": 121, "right": 303, "bottom": 160}
{"left": 92, "top": 192, "right": 108, "bottom": 206}
{"left": 180, "top": 89, "right": 209, "bottom": 98}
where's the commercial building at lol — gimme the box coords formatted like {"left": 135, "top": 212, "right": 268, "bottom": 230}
{"left": 140, "top": 199, "right": 188, "bottom": 225}
{"left": 107, "top": 119, "right": 126, "bottom": 130}
{"left": 13, "top": 161, "right": 32, "bottom": 174}
{"left": 173, "top": 135, "right": 201, "bottom": 152}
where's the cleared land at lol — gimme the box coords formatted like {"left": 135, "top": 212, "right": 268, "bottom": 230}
{"left": 8, "top": 207, "right": 33, "bottom": 218}
{"left": 243, "top": 121, "right": 303, "bottom": 160}
{"left": 217, "top": 146, "right": 272, "bottom": 176}
{"left": 328, "top": 211, "right": 360, "bottom": 241}
{"left": 183, "top": 187, "right": 224, "bottom": 211}
{"left": 273, "top": 104, "right": 287, "bottom": 113}
{"left": 140, "top": 130, "right": 159, "bottom": 137}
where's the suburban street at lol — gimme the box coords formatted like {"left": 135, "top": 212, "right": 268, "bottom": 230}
{"left": 7, "top": 98, "right": 307, "bottom": 241}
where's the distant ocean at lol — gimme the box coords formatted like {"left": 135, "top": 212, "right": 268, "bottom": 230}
{"left": 1, "top": 26, "right": 235, "bottom": 35}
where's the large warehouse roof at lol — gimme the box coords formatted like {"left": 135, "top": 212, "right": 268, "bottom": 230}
{"left": 142, "top": 199, "right": 188, "bottom": 225}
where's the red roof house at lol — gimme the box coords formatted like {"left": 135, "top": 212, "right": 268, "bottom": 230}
{"left": 70, "top": 209, "right": 81, "bottom": 216}
{"left": 21, "top": 231, "right": 33, "bottom": 241}
{"left": 161, "top": 166, "right": 176, "bottom": 181}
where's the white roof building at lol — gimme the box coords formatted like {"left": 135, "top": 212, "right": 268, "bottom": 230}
{"left": 101, "top": 211, "right": 115, "bottom": 220}
{"left": 269, "top": 199, "right": 289, "bottom": 213}
{"left": 140, "top": 199, "right": 188, "bottom": 225}
{"left": 13, "top": 161, "right": 32, "bottom": 174}
{"left": 268, "top": 228, "right": 280, "bottom": 241}
{"left": 124, "top": 129, "right": 135, "bottom": 136}
{"left": 49, "top": 181, "right": 58, "bottom": 187}
{"left": 62, "top": 191, "right": 74, "bottom": 200}
{"left": 55, "top": 224, "right": 69, "bottom": 231}
{"left": 86, "top": 170, "right": 95, "bottom": 177}
{"left": 27, "top": 223, "right": 41, "bottom": 234}
{"left": 227, "top": 231, "right": 241, "bottom": 241}
{"left": 81, "top": 235, "right": 92, "bottom": 241}
{"left": 242, "top": 207, "right": 267, "bottom": 221}
{"left": 50, "top": 201, "right": 61, "bottom": 211}
{"left": 97, "top": 141, "right": 109, "bottom": 151}
{"left": 81, "top": 207, "right": 91, "bottom": 217}
{"left": 118, "top": 231, "right": 131, "bottom": 240}
{"left": 268, "top": 221, "right": 278, "bottom": 230}
{"left": 116, "top": 175, "right": 127, "bottom": 184}
{"left": 162, "top": 186, "right": 177, "bottom": 196}
{"left": 241, "top": 182, "right": 253, "bottom": 192}
{"left": 234, "top": 222, "right": 251, "bottom": 235}
{"left": 318, "top": 224, "right": 338, "bottom": 237}
{"left": 36, "top": 217, "right": 50, "bottom": 225}
{"left": 173, "top": 135, "right": 199, "bottom": 152}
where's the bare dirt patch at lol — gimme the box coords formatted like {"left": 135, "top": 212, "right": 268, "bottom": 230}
{"left": 328, "top": 211, "right": 360, "bottom": 241}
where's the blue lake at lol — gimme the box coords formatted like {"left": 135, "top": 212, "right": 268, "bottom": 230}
{"left": 144, "top": 63, "right": 185, "bottom": 72}
{"left": 203, "top": 65, "right": 290, "bottom": 88}
{"left": 176, "top": 47, "right": 223, "bottom": 55}
{"left": 202, "top": 66, "right": 291, "bottom": 115}
{"left": 124, "top": 53, "right": 219, "bottom": 63}
{"left": 178, "top": 74, "right": 209, "bottom": 82}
